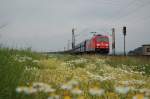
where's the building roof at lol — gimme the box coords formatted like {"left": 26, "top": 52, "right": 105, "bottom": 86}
{"left": 142, "top": 44, "right": 150, "bottom": 46}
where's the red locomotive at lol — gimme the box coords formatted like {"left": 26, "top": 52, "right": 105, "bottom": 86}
{"left": 74, "top": 34, "right": 109, "bottom": 54}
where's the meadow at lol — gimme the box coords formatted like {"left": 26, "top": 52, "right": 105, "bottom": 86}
{"left": 0, "top": 48, "right": 150, "bottom": 99}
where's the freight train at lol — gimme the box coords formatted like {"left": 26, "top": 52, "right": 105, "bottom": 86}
{"left": 72, "top": 34, "right": 109, "bottom": 54}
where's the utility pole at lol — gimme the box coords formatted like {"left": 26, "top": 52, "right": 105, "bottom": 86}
{"left": 0, "top": 23, "right": 8, "bottom": 38}
{"left": 123, "top": 26, "right": 127, "bottom": 56}
{"left": 112, "top": 28, "right": 115, "bottom": 55}
{"left": 67, "top": 40, "right": 70, "bottom": 50}
{"left": 72, "top": 28, "right": 75, "bottom": 49}
{"left": 64, "top": 47, "right": 66, "bottom": 51}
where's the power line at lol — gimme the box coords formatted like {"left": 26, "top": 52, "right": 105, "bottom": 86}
{"left": 94, "top": 0, "right": 125, "bottom": 6}
{"left": 114, "top": 0, "right": 150, "bottom": 22}
{"left": 74, "top": 27, "right": 110, "bottom": 44}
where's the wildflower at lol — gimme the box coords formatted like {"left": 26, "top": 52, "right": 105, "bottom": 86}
{"left": 43, "top": 87, "right": 55, "bottom": 93}
{"left": 77, "top": 96, "right": 84, "bottom": 99}
{"left": 24, "top": 87, "right": 37, "bottom": 94}
{"left": 68, "top": 80, "right": 79, "bottom": 86}
{"left": 129, "top": 87, "right": 138, "bottom": 91}
{"left": 133, "top": 80, "right": 145, "bottom": 85}
{"left": 25, "top": 67, "right": 38, "bottom": 71}
{"left": 115, "top": 86, "right": 129, "bottom": 94}
{"left": 25, "top": 56, "right": 32, "bottom": 61}
{"left": 16, "top": 86, "right": 28, "bottom": 93}
{"left": 145, "top": 90, "right": 150, "bottom": 96}
{"left": 61, "top": 84, "right": 72, "bottom": 90}
{"left": 106, "top": 92, "right": 119, "bottom": 98}
{"left": 15, "top": 56, "right": 33, "bottom": 62}
{"left": 119, "top": 80, "right": 145, "bottom": 86}
{"left": 32, "top": 60, "right": 40, "bottom": 63}
{"left": 89, "top": 87, "right": 105, "bottom": 96}
{"left": 119, "top": 81, "right": 130, "bottom": 85}
{"left": 18, "top": 58, "right": 26, "bottom": 62}
{"left": 16, "top": 86, "right": 37, "bottom": 94}
{"left": 64, "top": 95, "right": 71, "bottom": 99}
{"left": 48, "top": 95, "right": 60, "bottom": 99}
{"left": 71, "top": 86, "right": 82, "bottom": 95}
{"left": 132, "top": 94, "right": 149, "bottom": 99}
{"left": 32, "top": 82, "right": 51, "bottom": 92}
{"left": 139, "top": 88, "right": 150, "bottom": 93}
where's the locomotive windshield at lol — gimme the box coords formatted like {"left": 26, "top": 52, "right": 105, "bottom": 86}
{"left": 97, "top": 37, "right": 108, "bottom": 42}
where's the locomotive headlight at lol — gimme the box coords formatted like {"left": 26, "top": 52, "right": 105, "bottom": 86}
{"left": 96, "top": 44, "right": 100, "bottom": 46}
{"left": 105, "top": 44, "right": 109, "bottom": 46}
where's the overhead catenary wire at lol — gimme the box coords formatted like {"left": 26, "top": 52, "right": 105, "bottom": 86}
{"left": 113, "top": 0, "right": 150, "bottom": 23}
{"left": 71, "top": 0, "right": 150, "bottom": 47}
{"left": 94, "top": 0, "right": 126, "bottom": 6}
{"left": 73, "top": 0, "right": 147, "bottom": 40}
{"left": 74, "top": 27, "right": 110, "bottom": 45}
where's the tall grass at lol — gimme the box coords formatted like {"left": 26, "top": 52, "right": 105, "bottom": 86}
{"left": 105, "top": 56, "right": 150, "bottom": 75}
{"left": 0, "top": 48, "right": 43, "bottom": 99}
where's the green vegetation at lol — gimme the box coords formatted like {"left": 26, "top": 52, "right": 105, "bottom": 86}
{"left": 0, "top": 48, "right": 150, "bottom": 99}
{"left": 105, "top": 56, "right": 150, "bottom": 75}
{"left": 0, "top": 48, "right": 42, "bottom": 99}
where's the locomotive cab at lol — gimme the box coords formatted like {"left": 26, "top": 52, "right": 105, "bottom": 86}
{"left": 95, "top": 35, "right": 109, "bottom": 54}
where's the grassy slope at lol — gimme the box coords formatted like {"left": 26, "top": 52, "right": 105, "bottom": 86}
{"left": 0, "top": 49, "right": 150, "bottom": 99}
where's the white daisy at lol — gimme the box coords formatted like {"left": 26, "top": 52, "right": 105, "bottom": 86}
{"left": 32, "top": 82, "right": 51, "bottom": 92}
{"left": 48, "top": 95, "right": 60, "bottom": 99}
{"left": 43, "top": 87, "right": 55, "bottom": 93}
{"left": 89, "top": 87, "right": 105, "bottom": 96}
{"left": 115, "top": 86, "right": 129, "bottom": 94}
{"left": 71, "top": 87, "right": 82, "bottom": 95}
{"left": 16, "top": 86, "right": 27, "bottom": 93}
{"left": 132, "top": 94, "right": 149, "bottom": 99}
{"left": 61, "top": 84, "right": 72, "bottom": 90}
{"left": 68, "top": 80, "right": 79, "bottom": 86}
{"left": 24, "top": 87, "right": 37, "bottom": 94}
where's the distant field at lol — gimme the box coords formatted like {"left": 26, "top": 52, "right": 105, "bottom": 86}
{"left": 0, "top": 48, "right": 150, "bottom": 99}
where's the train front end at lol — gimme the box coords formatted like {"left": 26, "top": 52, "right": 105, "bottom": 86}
{"left": 95, "top": 35, "right": 109, "bottom": 54}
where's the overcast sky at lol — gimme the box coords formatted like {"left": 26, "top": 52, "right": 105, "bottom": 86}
{"left": 0, "top": 0, "right": 150, "bottom": 53}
